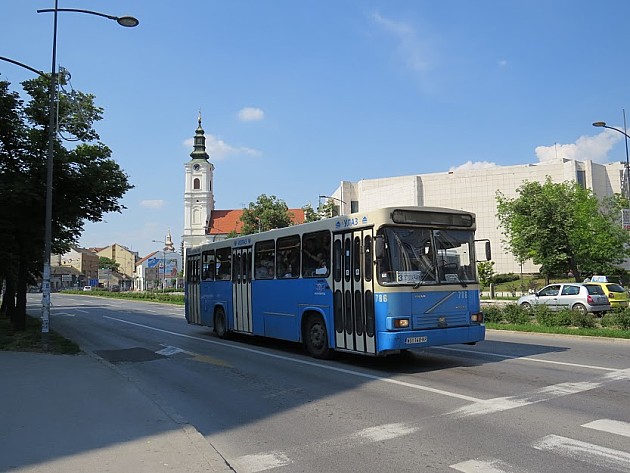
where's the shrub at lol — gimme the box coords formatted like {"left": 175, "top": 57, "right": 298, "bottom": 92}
{"left": 600, "top": 313, "right": 617, "bottom": 328}
{"left": 571, "top": 312, "right": 596, "bottom": 329}
{"left": 502, "top": 304, "right": 531, "bottom": 325}
{"left": 534, "top": 306, "right": 556, "bottom": 327}
{"left": 614, "top": 309, "right": 630, "bottom": 330}
{"left": 553, "top": 309, "right": 574, "bottom": 327}
{"left": 483, "top": 306, "right": 504, "bottom": 323}
{"left": 493, "top": 273, "right": 520, "bottom": 284}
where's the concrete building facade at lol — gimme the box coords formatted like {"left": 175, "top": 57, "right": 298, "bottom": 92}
{"left": 330, "top": 158, "right": 626, "bottom": 274}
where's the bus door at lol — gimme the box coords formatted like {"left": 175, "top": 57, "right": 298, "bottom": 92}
{"left": 231, "top": 247, "right": 253, "bottom": 333}
{"left": 332, "top": 228, "right": 376, "bottom": 354}
{"left": 186, "top": 253, "right": 201, "bottom": 325}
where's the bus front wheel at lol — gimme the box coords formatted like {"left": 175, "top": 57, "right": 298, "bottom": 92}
{"left": 214, "top": 308, "right": 228, "bottom": 339}
{"left": 304, "top": 315, "right": 333, "bottom": 359}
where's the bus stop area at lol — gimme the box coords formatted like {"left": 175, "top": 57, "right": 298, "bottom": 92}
{"left": 0, "top": 351, "right": 232, "bottom": 473}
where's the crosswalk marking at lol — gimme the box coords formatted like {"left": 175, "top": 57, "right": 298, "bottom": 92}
{"left": 350, "top": 423, "right": 419, "bottom": 443}
{"left": 449, "top": 369, "right": 630, "bottom": 418}
{"left": 532, "top": 434, "right": 630, "bottom": 472}
{"left": 233, "top": 451, "right": 292, "bottom": 473}
{"left": 450, "top": 458, "right": 529, "bottom": 473}
{"left": 583, "top": 419, "right": 630, "bottom": 438}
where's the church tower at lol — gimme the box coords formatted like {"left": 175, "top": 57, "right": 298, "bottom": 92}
{"left": 183, "top": 114, "right": 215, "bottom": 251}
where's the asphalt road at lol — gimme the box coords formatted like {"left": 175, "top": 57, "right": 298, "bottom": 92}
{"left": 34, "top": 293, "right": 630, "bottom": 473}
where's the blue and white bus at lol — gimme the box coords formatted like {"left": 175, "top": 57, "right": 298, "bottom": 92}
{"left": 185, "top": 206, "right": 491, "bottom": 358}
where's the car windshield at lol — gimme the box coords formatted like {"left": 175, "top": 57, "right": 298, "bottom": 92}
{"left": 376, "top": 226, "right": 476, "bottom": 286}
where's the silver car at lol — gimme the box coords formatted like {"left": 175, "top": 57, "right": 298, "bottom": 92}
{"left": 517, "top": 283, "right": 611, "bottom": 315}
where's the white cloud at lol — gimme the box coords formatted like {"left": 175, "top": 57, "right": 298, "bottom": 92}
{"left": 371, "top": 11, "right": 431, "bottom": 73}
{"left": 449, "top": 161, "right": 498, "bottom": 172}
{"left": 535, "top": 131, "right": 621, "bottom": 163}
{"left": 140, "top": 200, "right": 165, "bottom": 209}
{"left": 182, "top": 134, "right": 262, "bottom": 160}
{"left": 238, "top": 107, "right": 265, "bottom": 122}
{"left": 498, "top": 59, "right": 508, "bottom": 67}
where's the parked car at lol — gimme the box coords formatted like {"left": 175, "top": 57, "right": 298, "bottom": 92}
{"left": 587, "top": 282, "right": 629, "bottom": 309}
{"left": 83, "top": 286, "right": 92, "bottom": 291}
{"left": 517, "top": 283, "right": 610, "bottom": 315}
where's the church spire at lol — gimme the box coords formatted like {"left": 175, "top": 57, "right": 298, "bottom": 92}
{"left": 190, "top": 111, "right": 210, "bottom": 160}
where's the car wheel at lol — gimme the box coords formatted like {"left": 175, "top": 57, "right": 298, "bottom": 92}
{"left": 520, "top": 302, "right": 531, "bottom": 310}
{"left": 572, "top": 303, "right": 587, "bottom": 316}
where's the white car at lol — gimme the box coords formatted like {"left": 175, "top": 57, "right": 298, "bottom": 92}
{"left": 517, "top": 283, "right": 610, "bottom": 315}
{"left": 83, "top": 286, "right": 92, "bottom": 292}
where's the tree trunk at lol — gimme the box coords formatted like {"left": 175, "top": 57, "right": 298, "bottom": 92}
{"left": 3, "top": 278, "right": 16, "bottom": 327}
{"left": 15, "top": 258, "right": 28, "bottom": 331}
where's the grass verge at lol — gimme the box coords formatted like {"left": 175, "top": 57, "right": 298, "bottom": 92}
{"left": 486, "top": 322, "right": 630, "bottom": 339}
{"left": 0, "top": 315, "right": 81, "bottom": 354}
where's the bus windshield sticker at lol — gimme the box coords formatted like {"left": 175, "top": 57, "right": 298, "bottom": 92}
{"left": 396, "top": 271, "right": 422, "bottom": 283}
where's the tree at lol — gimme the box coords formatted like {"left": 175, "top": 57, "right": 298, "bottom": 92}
{"left": 318, "top": 198, "right": 338, "bottom": 218}
{"left": 302, "top": 203, "right": 319, "bottom": 223}
{"left": 496, "top": 178, "right": 630, "bottom": 282}
{"left": 0, "top": 75, "right": 133, "bottom": 330}
{"left": 477, "top": 261, "right": 495, "bottom": 290}
{"left": 98, "top": 257, "right": 120, "bottom": 272}
{"left": 239, "top": 194, "right": 294, "bottom": 235}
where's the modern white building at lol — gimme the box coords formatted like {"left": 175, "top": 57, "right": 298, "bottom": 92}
{"left": 329, "top": 158, "right": 626, "bottom": 274}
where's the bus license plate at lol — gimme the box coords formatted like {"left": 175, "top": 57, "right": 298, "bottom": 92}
{"left": 406, "top": 336, "right": 427, "bottom": 344}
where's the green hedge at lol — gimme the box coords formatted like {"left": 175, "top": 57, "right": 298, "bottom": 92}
{"left": 482, "top": 303, "right": 630, "bottom": 334}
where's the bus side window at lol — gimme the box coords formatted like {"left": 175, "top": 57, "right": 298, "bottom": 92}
{"left": 215, "top": 247, "right": 231, "bottom": 280}
{"left": 277, "top": 235, "right": 300, "bottom": 278}
{"left": 302, "top": 230, "right": 331, "bottom": 277}
{"left": 254, "top": 240, "right": 275, "bottom": 279}
{"left": 201, "top": 250, "right": 215, "bottom": 281}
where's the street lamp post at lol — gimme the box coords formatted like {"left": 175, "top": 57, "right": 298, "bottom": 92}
{"left": 593, "top": 112, "right": 630, "bottom": 200}
{"left": 318, "top": 195, "right": 346, "bottom": 217}
{"left": 36, "top": 2, "right": 138, "bottom": 342}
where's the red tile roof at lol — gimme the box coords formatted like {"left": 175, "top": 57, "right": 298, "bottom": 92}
{"left": 208, "top": 209, "right": 306, "bottom": 235}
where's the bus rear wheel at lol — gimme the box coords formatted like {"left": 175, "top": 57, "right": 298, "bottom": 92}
{"left": 304, "top": 315, "right": 333, "bottom": 359}
{"left": 214, "top": 308, "right": 228, "bottom": 339}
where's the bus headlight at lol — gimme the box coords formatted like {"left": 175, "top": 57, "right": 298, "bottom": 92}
{"left": 471, "top": 312, "right": 484, "bottom": 323}
{"left": 393, "top": 318, "right": 410, "bottom": 328}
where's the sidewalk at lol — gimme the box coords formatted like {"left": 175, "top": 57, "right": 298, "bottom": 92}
{"left": 0, "top": 351, "right": 234, "bottom": 473}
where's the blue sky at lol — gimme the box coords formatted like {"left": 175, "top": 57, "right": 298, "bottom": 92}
{"left": 2, "top": 1, "right": 630, "bottom": 258}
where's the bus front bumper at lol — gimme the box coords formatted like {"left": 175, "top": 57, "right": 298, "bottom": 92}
{"left": 377, "top": 325, "right": 485, "bottom": 351}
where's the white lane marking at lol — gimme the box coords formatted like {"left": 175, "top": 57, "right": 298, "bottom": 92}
{"left": 436, "top": 346, "right": 620, "bottom": 372}
{"left": 450, "top": 372, "right": 629, "bottom": 418}
{"left": 103, "top": 316, "right": 482, "bottom": 402}
{"left": 56, "top": 313, "right": 75, "bottom": 317}
{"left": 156, "top": 346, "right": 185, "bottom": 356}
{"left": 532, "top": 434, "right": 630, "bottom": 472}
{"left": 351, "top": 422, "right": 419, "bottom": 442}
{"left": 233, "top": 451, "right": 291, "bottom": 473}
{"left": 451, "top": 458, "right": 527, "bottom": 473}
{"left": 75, "top": 309, "right": 90, "bottom": 314}
{"left": 583, "top": 419, "right": 630, "bottom": 438}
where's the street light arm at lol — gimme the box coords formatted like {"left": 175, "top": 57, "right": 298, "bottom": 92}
{"left": 37, "top": 8, "right": 139, "bottom": 27}
{"left": 592, "top": 121, "right": 630, "bottom": 140}
{"left": 318, "top": 195, "right": 346, "bottom": 205}
{"left": 0, "top": 56, "right": 45, "bottom": 76}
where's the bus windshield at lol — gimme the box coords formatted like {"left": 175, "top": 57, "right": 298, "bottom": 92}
{"left": 377, "top": 227, "right": 476, "bottom": 286}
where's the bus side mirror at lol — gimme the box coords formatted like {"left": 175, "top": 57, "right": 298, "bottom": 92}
{"left": 375, "top": 236, "right": 385, "bottom": 261}
{"left": 475, "top": 239, "right": 491, "bottom": 261}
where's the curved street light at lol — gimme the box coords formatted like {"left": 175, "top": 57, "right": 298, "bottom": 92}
{"left": 593, "top": 115, "right": 630, "bottom": 200}
{"left": 318, "top": 195, "right": 346, "bottom": 218}
{"left": 36, "top": 1, "right": 138, "bottom": 342}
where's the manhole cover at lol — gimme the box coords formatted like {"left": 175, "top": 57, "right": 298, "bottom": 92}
{"left": 94, "top": 347, "right": 166, "bottom": 363}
